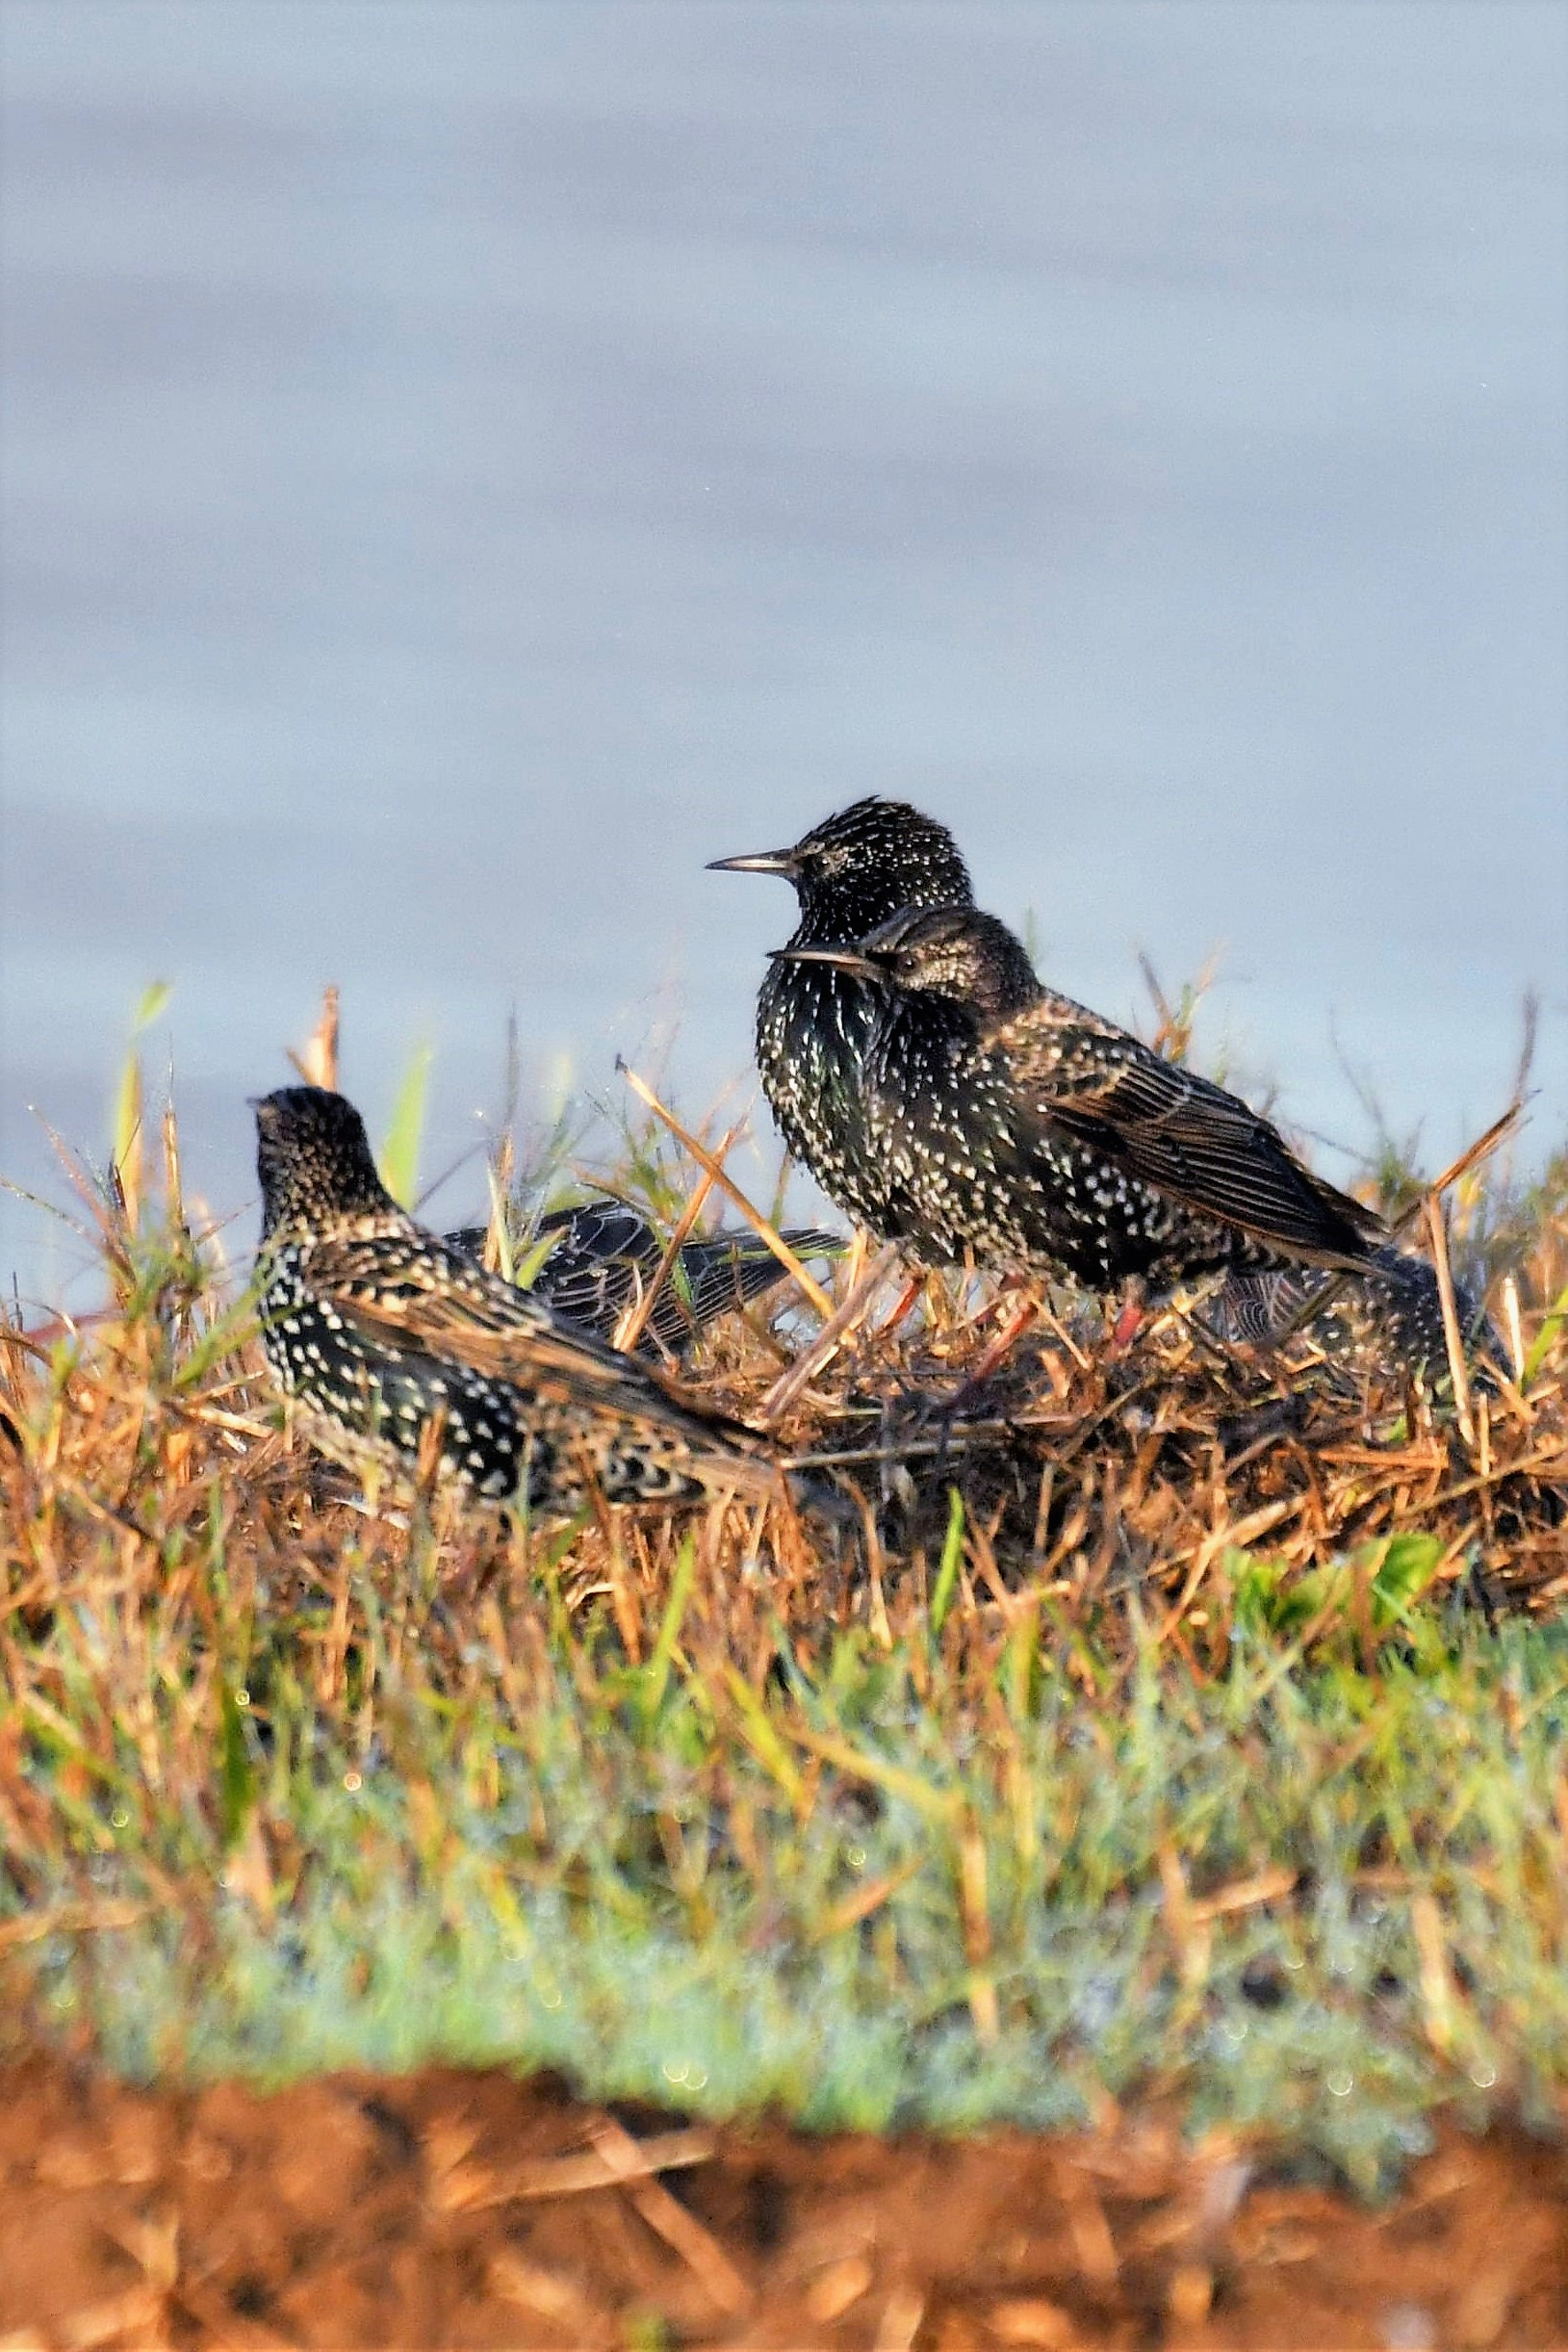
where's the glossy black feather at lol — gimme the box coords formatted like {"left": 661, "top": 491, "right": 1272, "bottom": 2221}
{"left": 444, "top": 1201, "right": 841, "bottom": 1357}
{"left": 711, "top": 796, "right": 972, "bottom": 1228}
{"left": 1206, "top": 1247, "right": 1501, "bottom": 1383}
{"left": 777, "top": 904, "right": 1387, "bottom": 1294}
{"left": 988, "top": 995, "right": 1380, "bottom": 1268}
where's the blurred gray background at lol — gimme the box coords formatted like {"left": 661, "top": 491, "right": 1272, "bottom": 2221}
{"left": 3, "top": 0, "right": 1565, "bottom": 1307}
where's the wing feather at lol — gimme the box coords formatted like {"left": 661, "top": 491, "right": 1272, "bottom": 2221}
{"left": 301, "top": 1230, "right": 774, "bottom": 1464}
{"left": 986, "top": 997, "right": 1383, "bottom": 1268}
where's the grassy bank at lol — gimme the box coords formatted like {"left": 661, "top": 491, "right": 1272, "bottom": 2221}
{"left": 2, "top": 1062, "right": 1565, "bottom": 2192}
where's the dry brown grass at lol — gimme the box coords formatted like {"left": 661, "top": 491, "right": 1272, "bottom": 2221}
{"left": 0, "top": 1062, "right": 1565, "bottom": 2182}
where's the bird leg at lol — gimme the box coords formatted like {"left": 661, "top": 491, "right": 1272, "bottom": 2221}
{"left": 1108, "top": 1280, "right": 1149, "bottom": 1353}
{"left": 942, "top": 1294, "right": 1042, "bottom": 1417}
{"left": 876, "top": 1273, "right": 926, "bottom": 1341}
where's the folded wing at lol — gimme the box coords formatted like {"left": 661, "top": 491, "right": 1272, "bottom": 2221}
{"left": 987, "top": 997, "right": 1383, "bottom": 1269}
{"left": 300, "top": 1230, "right": 779, "bottom": 1485}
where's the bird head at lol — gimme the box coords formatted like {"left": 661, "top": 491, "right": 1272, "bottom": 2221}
{"left": 708, "top": 796, "right": 972, "bottom": 941}
{"left": 251, "top": 1086, "right": 395, "bottom": 1236}
{"left": 773, "top": 904, "right": 1041, "bottom": 1024}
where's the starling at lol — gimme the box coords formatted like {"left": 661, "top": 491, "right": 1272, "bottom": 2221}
{"left": 252, "top": 1087, "right": 783, "bottom": 1515}
{"left": 709, "top": 796, "right": 973, "bottom": 1229}
{"left": 444, "top": 1200, "right": 842, "bottom": 1359}
{"left": 776, "top": 903, "right": 1385, "bottom": 1298}
{"left": 1205, "top": 1247, "right": 1501, "bottom": 1385}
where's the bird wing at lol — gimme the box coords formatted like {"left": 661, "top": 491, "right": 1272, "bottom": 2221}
{"left": 302, "top": 1230, "right": 774, "bottom": 1459}
{"left": 531, "top": 1202, "right": 660, "bottom": 1336}
{"left": 681, "top": 1228, "right": 843, "bottom": 1326}
{"left": 537, "top": 1200, "right": 659, "bottom": 1265}
{"left": 445, "top": 1210, "right": 842, "bottom": 1354}
{"left": 984, "top": 996, "right": 1383, "bottom": 1268}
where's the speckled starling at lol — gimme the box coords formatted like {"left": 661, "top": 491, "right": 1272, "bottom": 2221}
{"left": 444, "top": 1201, "right": 841, "bottom": 1359}
{"left": 1205, "top": 1248, "right": 1501, "bottom": 1385}
{"left": 709, "top": 796, "right": 972, "bottom": 1229}
{"left": 252, "top": 1088, "right": 782, "bottom": 1515}
{"left": 776, "top": 904, "right": 1385, "bottom": 1298}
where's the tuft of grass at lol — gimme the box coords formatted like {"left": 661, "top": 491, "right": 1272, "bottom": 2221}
{"left": 1, "top": 1028, "right": 1565, "bottom": 2195}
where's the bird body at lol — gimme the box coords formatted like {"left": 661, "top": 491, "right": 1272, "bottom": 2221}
{"left": 253, "top": 1088, "right": 782, "bottom": 1515}
{"left": 1206, "top": 1247, "right": 1500, "bottom": 1385}
{"left": 710, "top": 797, "right": 972, "bottom": 1230}
{"left": 778, "top": 905, "right": 1384, "bottom": 1296}
{"left": 717, "top": 796, "right": 1488, "bottom": 1380}
{"left": 444, "top": 1200, "right": 840, "bottom": 1359}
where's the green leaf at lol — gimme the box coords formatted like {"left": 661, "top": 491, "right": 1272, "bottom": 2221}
{"left": 721, "top": 1667, "right": 805, "bottom": 1806}
{"left": 1232, "top": 1551, "right": 1334, "bottom": 1638}
{"left": 999, "top": 1601, "right": 1041, "bottom": 1719}
{"left": 130, "top": 980, "right": 173, "bottom": 1034}
{"left": 511, "top": 1228, "right": 563, "bottom": 1292}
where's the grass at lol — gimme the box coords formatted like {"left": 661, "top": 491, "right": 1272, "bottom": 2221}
{"left": 1, "top": 1013, "right": 1565, "bottom": 2197}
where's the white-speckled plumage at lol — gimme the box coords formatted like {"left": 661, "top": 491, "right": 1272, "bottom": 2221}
{"left": 253, "top": 1088, "right": 781, "bottom": 1515}
{"left": 778, "top": 901, "right": 1386, "bottom": 1295}
{"left": 714, "top": 796, "right": 974, "bottom": 1230}
{"left": 1205, "top": 1247, "right": 1502, "bottom": 1383}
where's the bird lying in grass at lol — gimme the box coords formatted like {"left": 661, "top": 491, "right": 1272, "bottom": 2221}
{"left": 444, "top": 1200, "right": 841, "bottom": 1360}
{"left": 1202, "top": 1250, "right": 1499, "bottom": 1388}
{"left": 252, "top": 1087, "right": 784, "bottom": 1517}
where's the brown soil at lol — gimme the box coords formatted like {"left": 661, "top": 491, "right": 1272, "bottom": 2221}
{"left": 2, "top": 2059, "right": 1566, "bottom": 2349}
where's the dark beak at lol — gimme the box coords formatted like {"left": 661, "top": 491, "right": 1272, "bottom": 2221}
{"left": 707, "top": 848, "right": 800, "bottom": 877}
{"left": 767, "top": 944, "right": 881, "bottom": 980}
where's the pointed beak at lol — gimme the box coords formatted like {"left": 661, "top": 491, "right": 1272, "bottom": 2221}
{"left": 768, "top": 944, "right": 881, "bottom": 980}
{"left": 707, "top": 848, "right": 800, "bottom": 877}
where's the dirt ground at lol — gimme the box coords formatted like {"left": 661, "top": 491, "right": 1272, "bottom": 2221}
{"left": 2, "top": 2058, "right": 1567, "bottom": 2350}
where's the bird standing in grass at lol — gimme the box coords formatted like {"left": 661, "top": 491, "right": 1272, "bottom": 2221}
{"left": 717, "top": 797, "right": 1491, "bottom": 1380}
{"left": 709, "top": 796, "right": 972, "bottom": 1231}
{"left": 252, "top": 1087, "right": 783, "bottom": 1514}
{"left": 444, "top": 1200, "right": 840, "bottom": 1360}
{"left": 776, "top": 903, "right": 1385, "bottom": 1304}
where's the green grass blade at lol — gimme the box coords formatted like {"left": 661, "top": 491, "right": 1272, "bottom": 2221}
{"left": 1524, "top": 1281, "right": 1568, "bottom": 1387}
{"left": 379, "top": 1042, "right": 434, "bottom": 1209}
{"left": 930, "top": 1486, "right": 965, "bottom": 1638}
{"left": 640, "top": 1535, "right": 698, "bottom": 1719}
